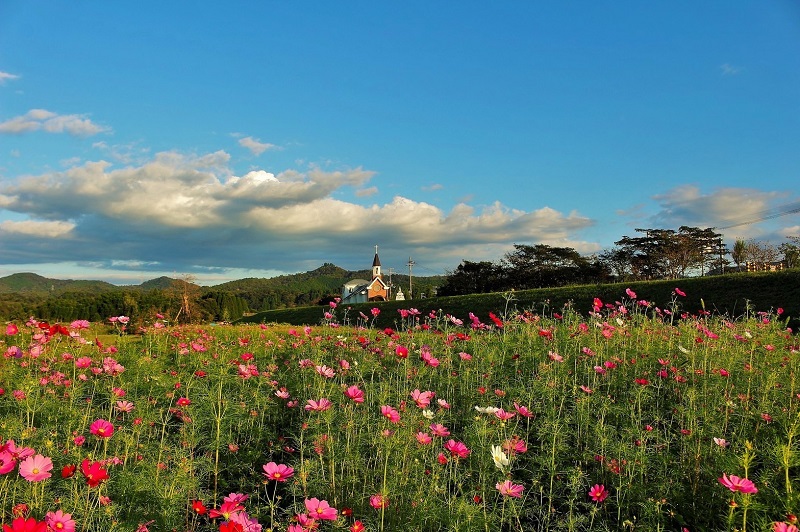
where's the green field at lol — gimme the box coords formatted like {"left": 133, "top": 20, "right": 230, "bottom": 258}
{"left": 1, "top": 279, "right": 799, "bottom": 531}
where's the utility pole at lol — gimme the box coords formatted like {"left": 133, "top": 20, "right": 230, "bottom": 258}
{"left": 407, "top": 257, "right": 415, "bottom": 299}
{"left": 387, "top": 268, "right": 395, "bottom": 299}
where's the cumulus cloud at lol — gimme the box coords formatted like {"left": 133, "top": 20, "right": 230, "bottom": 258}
{"left": 0, "top": 109, "right": 109, "bottom": 136}
{"left": 238, "top": 136, "right": 278, "bottom": 156}
{"left": 0, "top": 71, "right": 20, "bottom": 84}
{"left": 0, "top": 150, "right": 597, "bottom": 276}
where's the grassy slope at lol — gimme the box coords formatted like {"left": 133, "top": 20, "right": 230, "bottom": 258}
{"left": 237, "top": 269, "right": 800, "bottom": 329}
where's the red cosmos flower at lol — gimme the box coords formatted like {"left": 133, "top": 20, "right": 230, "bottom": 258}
{"left": 395, "top": 346, "right": 409, "bottom": 359}
{"left": 2, "top": 516, "right": 47, "bottom": 532}
{"left": 61, "top": 464, "right": 76, "bottom": 478}
{"left": 488, "top": 312, "right": 504, "bottom": 328}
{"left": 80, "top": 459, "right": 109, "bottom": 487}
{"left": 192, "top": 500, "right": 207, "bottom": 515}
{"left": 350, "top": 521, "right": 366, "bottom": 532}
{"left": 176, "top": 397, "right": 191, "bottom": 407}
{"left": 218, "top": 523, "right": 244, "bottom": 532}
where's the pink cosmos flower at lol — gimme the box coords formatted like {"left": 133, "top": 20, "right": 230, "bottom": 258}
{"left": 115, "top": 400, "right": 135, "bottom": 413}
{"left": 411, "top": 389, "right": 434, "bottom": 409}
{"left": 6, "top": 324, "right": 19, "bottom": 335}
{"left": 6, "top": 441, "right": 34, "bottom": 461}
{"left": 315, "top": 365, "right": 335, "bottom": 378}
{"left": 305, "top": 398, "right": 332, "bottom": 412}
{"left": 719, "top": 473, "right": 758, "bottom": 494}
{"left": 513, "top": 403, "right": 534, "bottom": 418}
{"left": 304, "top": 498, "right": 337, "bottom": 521}
{"left": 415, "top": 432, "right": 432, "bottom": 445}
{"left": 444, "top": 439, "right": 470, "bottom": 459}
{"left": 430, "top": 423, "right": 450, "bottom": 437}
{"left": 19, "top": 454, "right": 53, "bottom": 482}
{"left": 496, "top": 480, "right": 524, "bottom": 498}
{"left": 90, "top": 419, "right": 114, "bottom": 439}
{"left": 588, "top": 484, "right": 609, "bottom": 503}
{"left": 380, "top": 405, "right": 400, "bottom": 423}
{"left": 494, "top": 408, "right": 516, "bottom": 421}
{"left": 344, "top": 385, "right": 364, "bottom": 403}
{"left": 45, "top": 510, "right": 76, "bottom": 532}
{"left": 625, "top": 288, "right": 637, "bottom": 299}
{"left": 674, "top": 287, "right": 686, "bottom": 297}
{"left": 774, "top": 523, "right": 800, "bottom": 532}
{"left": 263, "top": 462, "right": 294, "bottom": 482}
{"left": 502, "top": 436, "right": 528, "bottom": 455}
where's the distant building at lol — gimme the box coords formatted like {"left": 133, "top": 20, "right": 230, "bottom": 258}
{"left": 341, "top": 247, "right": 390, "bottom": 303}
{"left": 395, "top": 286, "right": 405, "bottom": 301}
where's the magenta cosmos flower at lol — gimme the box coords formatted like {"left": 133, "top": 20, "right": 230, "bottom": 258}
{"left": 304, "top": 498, "right": 337, "bottom": 521}
{"left": 588, "top": 484, "right": 609, "bottom": 503}
{"left": 496, "top": 480, "right": 524, "bottom": 498}
{"left": 369, "top": 494, "right": 389, "bottom": 509}
{"left": 343, "top": 385, "right": 364, "bottom": 403}
{"left": 19, "top": 454, "right": 53, "bottom": 482}
{"left": 444, "top": 439, "right": 470, "bottom": 459}
{"left": 89, "top": 419, "right": 114, "bottom": 439}
{"left": 263, "top": 462, "right": 294, "bottom": 482}
{"left": 719, "top": 473, "right": 758, "bottom": 494}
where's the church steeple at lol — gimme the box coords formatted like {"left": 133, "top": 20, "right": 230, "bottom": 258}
{"left": 372, "top": 245, "right": 381, "bottom": 279}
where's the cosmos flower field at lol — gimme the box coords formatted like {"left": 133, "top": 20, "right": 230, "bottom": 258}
{"left": 1, "top": 288, "right": 799, "bottom": 532}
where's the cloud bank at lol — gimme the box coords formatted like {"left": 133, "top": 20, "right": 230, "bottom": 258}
{"left": 0, "top": 150, "right": 596, "bottom": 281}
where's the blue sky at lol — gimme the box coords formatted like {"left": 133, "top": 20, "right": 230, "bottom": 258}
{"left": 1, "top": 2, "right": 799, "bottom": 285}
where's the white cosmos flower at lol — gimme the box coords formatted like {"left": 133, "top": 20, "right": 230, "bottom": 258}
{"left": 422, "top": 409, "right": 435, "bottom": 420}
{"left": 475, "top": 406, "right": 500, "bottom": 414}
{"left": 491, "top": 445, "right": 509, "bottom": 470}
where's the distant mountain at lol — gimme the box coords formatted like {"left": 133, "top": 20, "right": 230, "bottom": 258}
{"left": 0, "top": 272, "right": 118, "bottom": 294}
{"left": 135, "top": 276, "right": 200, "bottom": 291}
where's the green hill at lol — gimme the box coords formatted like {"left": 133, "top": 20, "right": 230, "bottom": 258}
{"left": 0, "top": 272, "right": 118, "bottom": 294}
{"left": 237, "top": 269, "right": 800, "bottom": 330}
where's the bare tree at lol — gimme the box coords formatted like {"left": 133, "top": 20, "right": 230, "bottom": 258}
{"left": 743, "top": 239, "right": 780, "bottom": 266}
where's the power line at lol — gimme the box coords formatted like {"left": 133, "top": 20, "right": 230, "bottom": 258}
{"left": 717, "top": 200, "right": 800, "bottom": 230}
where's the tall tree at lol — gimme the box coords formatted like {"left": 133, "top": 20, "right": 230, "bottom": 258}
{"left": 731, "top": 239, "right": 747, "bottom": 272}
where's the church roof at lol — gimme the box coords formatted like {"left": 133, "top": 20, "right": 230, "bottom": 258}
{"left": 372, "top": 252, "right": 381, "bottom": 267}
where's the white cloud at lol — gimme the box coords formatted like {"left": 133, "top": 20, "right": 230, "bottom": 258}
{"left": 0, "top": 150, "right": 598, "bottom": 274}
{"left": 0, "top": 71, "right": 20, "bottom": 84}
{"left": 0, "top": 219, "right": 75, "bottom": 238}
{"left": 355, "top": 186, "right": 378, "bottom": 197}
{"left": 720, "top": 63, "right": 741, "bottom": 76}
{"left": 647, "top": 185, "right": 797, "bottom": 241}
{"left": 422, "top": 183, "right": 444, "bottom": 191}
{"left": 0, "top": 109, "right": 109, "bottom": 136}
{"left": 238, "top": 136, "right": 278, "bottom": 156}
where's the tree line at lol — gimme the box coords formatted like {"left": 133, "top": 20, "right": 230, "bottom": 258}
{"left": 438, "top": 228, "right": 800, "bottom": 296}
